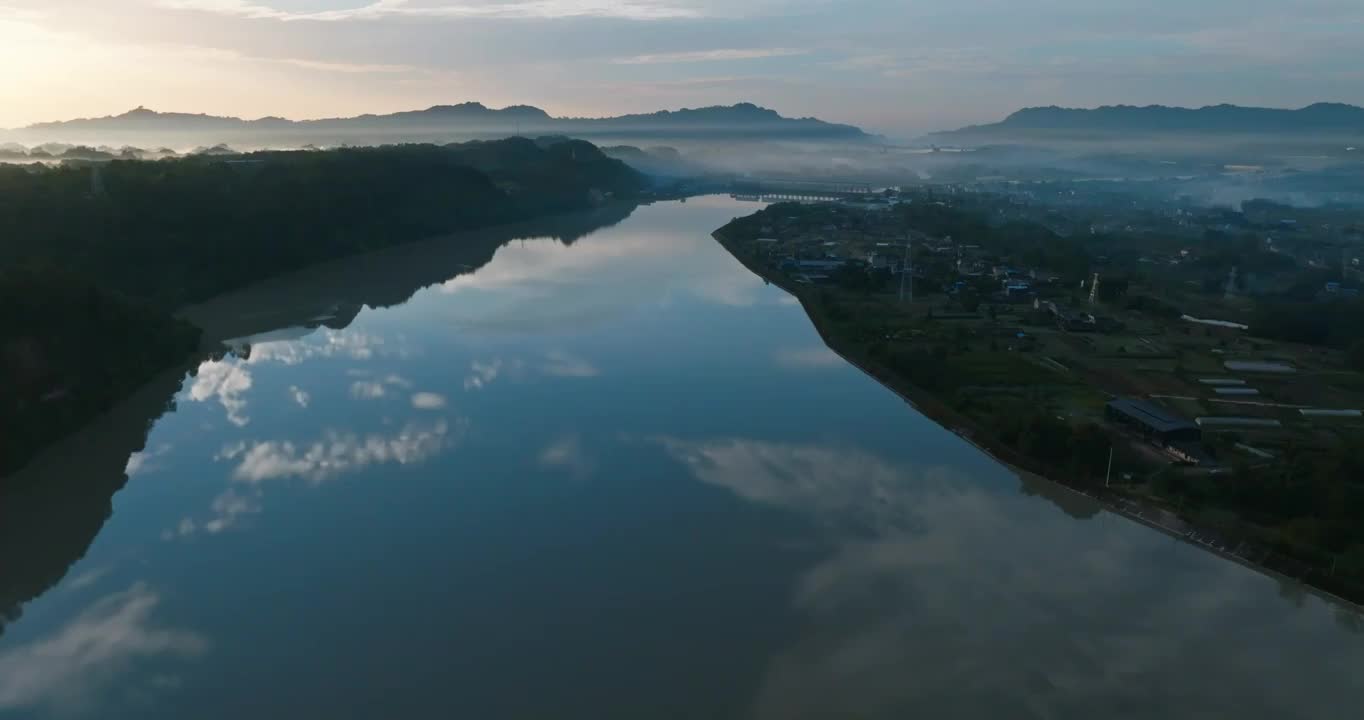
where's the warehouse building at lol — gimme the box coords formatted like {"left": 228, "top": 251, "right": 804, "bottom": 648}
{"left": 1105, "top": 398, "right": 1202, "bottom": 444}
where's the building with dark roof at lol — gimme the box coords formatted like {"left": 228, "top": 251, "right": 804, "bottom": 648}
{"left": 1105, "top": 398, "right": 1201, "bottom": 444}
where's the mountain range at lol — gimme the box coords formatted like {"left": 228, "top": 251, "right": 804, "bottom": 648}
{"left": 10, "top": 102, "right": 869, "bottom": 146}
{"left": 937, "top": 102, "right": 1364, "bottom": 139}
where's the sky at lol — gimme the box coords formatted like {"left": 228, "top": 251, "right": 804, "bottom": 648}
{"left": 2, "top": 0, "right": 1363, "bottom": 135}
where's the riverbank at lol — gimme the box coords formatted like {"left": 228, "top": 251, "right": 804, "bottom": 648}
{"left": 713, "top": 226, "right": 1364, "bottom": 609}
{"left": 1, "top": 187, "right": 642, "bottom": 484}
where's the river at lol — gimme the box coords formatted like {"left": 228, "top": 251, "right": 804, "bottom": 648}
{"left": 1, "top": 196, "right": 1361, "bottom": 718}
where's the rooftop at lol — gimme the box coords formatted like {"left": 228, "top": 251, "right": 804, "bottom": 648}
{"left": 1107, "top": 397, "right": 1197, "bottom": 434}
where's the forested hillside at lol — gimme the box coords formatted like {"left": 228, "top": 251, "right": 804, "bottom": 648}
{"left": 1, "top": 139, "right": 642, "bottom": 477}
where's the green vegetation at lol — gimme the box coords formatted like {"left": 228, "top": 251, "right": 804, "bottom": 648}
{"left": 1148, "top": 437, "right": 1364, "bottom": 597}
{"left": 1, "top": 139, "right": 643, "bottom": 477}
{"left": 1250, "top": 300, "right": 1364, "bottom": 349}
{"left": 0, "top": 268, "right": 201, "bottom": 477}
{"left": 718, "top": 195, "right": 1364, "bottom": 601}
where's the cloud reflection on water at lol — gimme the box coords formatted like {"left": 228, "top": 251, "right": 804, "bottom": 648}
{"left": 167, "top": 419, "right": 462, "bottom": 540}
{"left": 230, "top": 419, "right": 460, "bottom": 485}
{"left": 433, "top": 215, "right": 776, "bottom": 333}
{"left": 183, "top": 329, "right": 413, "bottom": 427}
{"left": 0, "top": 583, "right": 206, "bottom": 714}
{"left": 658, "top": 436, "right": 1364, "bottom": 719}
{"left": 772, "top": 346, "right": 843, "bottom": 370}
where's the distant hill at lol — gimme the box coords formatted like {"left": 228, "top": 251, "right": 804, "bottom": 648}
{"left": 17, "top": 102, "right": 869, "bottom": 146}
{"left": 937, "top": 103, "right": 1364, "bottom": 139}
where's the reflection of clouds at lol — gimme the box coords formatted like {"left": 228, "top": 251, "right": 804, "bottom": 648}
{"left": 411, "top": 392, "right": 447, "bottom": 410}
{"left": 383, "top": 374, "right": 413, "bottom": 389}
{"left": 659, "top": 436, "right": 948, "bottom": 533}
{"left": 202, "top": 488, "right": 262, "bottom": 534}
{"left": 183, "top": 420, "right": 461, "bottom": 539}
{"left": 288, "top": 385, "right": 310, "bottom": 408}
{"left": 773, "top": 346, "right": 843, "bottom": 370}
{"left": 660, "top": 436, "right": 1364, "bottom": 719}
{"left": 245, "top": 329, "right": 396, "bottom": 365}
{"left": 541, "top": 350, "right": 599, "bottom": 378}
{"left": 187, "top": 359, "right": 253, "bottom": 426}
{"left": 63, "top": 567, "right": 111, "bottom": 593}
{"left": 231, "top": 419, "right": 460, "bottom": 485}
{"left": 350, "top": 374, "right": 413, "bottom": 400}
{"left": 438, "top": 234, "right": 675, "bottom": 297}
{"left": 464, "top": 359, "right": 503, "bottom": 390}
{"left": 214, "top": 441, "right": 247, "bottom": 462}
{"left": 539, "top": 435, "right": 593, "bottom": 476}
{"left": 0, "top": 583, "right": 207, "bottom": 713}
{"left": 463, "top": 353, "right": 597, "bottom": 389}
{"left": 434, "top": 216, "right": 770, "bottom": 332}
{"left": 689, "top": 272, "right": 764, "bottom": 307}
{"left": 124, "top": 443, "right": 172, "bottom": 477}
{"left": 350, "top": 381, "right": 387, "bottom": 399}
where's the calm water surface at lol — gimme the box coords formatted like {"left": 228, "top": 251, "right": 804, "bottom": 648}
{"left": 2, "top": 196, "right": 1361, "bottom": 718}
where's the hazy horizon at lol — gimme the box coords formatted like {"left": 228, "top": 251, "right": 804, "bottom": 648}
{"left": 4, "top": 1, "right": 1364, "bottom": 137}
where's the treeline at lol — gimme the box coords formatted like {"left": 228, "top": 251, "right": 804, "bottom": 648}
{"left": 1154, "top": 436, "right": 1364, "bottom": 578}
{"left": 726, "top": 200, "right": 1095, "bottom": 282}
{"left": 1249, "top": 299, "right": 1364, "bottom": 355}
{"left": 0, "top": 138, "right": 641, "bottom": 306}
{"left": 2, "top": 139, "right": 642, "bottom": 477}
{"left": 0, "top": 269, "right": 201, "bottom": 477}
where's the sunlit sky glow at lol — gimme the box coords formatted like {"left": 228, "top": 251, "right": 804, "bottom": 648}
{"left": 2, "top": 0, "right": 1363, "bottom": 134}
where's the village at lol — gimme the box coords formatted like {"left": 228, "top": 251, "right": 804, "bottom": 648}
{"left": 728, "top": 191, "right": 1364, "bottom": 473}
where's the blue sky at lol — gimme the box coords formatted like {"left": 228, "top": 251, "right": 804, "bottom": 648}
{"left": 2, "top": 0, "right": 1362, "bottom": 134}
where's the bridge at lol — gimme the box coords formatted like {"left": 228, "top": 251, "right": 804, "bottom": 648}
{"left": 729, "top": 178, "right": 876, "bottom": 203}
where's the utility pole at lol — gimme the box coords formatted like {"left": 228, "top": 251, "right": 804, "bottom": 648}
{"left": 1105, "top": 446, "right": 1114, "bottom": 488}
{"left": 899, "top": 234, "right": 912, "bottom": 304}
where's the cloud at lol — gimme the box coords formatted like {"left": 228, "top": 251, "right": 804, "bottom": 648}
{"left": 464, "top": 359, "right": 502, "bottom": 390}
{"left": 541, "top": 350, "right": 599, "bottom": 378}
{"left": 657, "top": 436, "right": 1364, "bottom": 718}
{"left": 275, "top": 56, "right": 420, "bottom": 73}
{"left": 124, "top": 443, "right": 173, "bottom": 477}
{"left": 156, "top": 0, "right": 706, "bottom": 21}
{"left": 350, "top": 381, "right": 387, "bottom": 399}
{"left": 0, "top": 4, "right": 39, "bottom": 21}
{"left": 288, "top": 385, "right": 311, "bottom": 408}
{"left": 62, "top": 567, "right": 112, "bottom": 593}
{"left": 613, "top": 47, "right": 806, "bottom": 64}
{"left": 0, "top": 583, "right": 207, "bottom": 713}
{"left": 773, "top": 346, "right": 843, "bottom": 370}
{"left": 214, "top": 441, "right": 249, "bottom": 462}
{"left": 657, "top": 436, "right": 938, "bottom": 531}
{"left": 203, "top": 487, "right": 263, "bottom": 533}
{"left": 349, "top": 374, "right": 410, "bottom": 400}
{"left": 4, "top": 0, "right": 1364, "bottom": 134}
{"left": 186, "top": 359, "right": 253, "bottom": 427}
{"left": 244, "top": 330, "right": 396, "bottom": 366}
{"left": 411, "top": 392, "right": 447, "bottom": 409}
{"left": 163, "top": 486, "right": 262, "bottom": 539}
{"left": 539, "top": 434, "right": 593, "bottom": 475}
{"left": 231, "top": 419, "right": 459, "bottom": 484}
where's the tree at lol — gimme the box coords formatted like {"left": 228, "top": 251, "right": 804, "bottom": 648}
{"left": 1349, "top": 340, "right": 1364, "bottom": 372}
